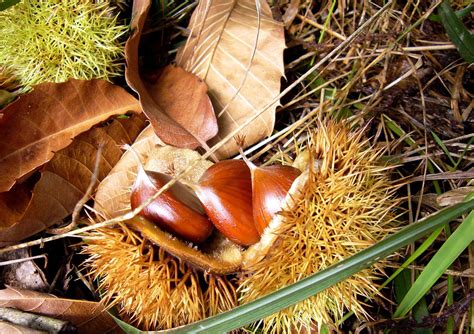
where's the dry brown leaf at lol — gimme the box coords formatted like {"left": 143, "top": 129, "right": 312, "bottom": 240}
{"left": 144, "top": 65, "right": 218, "bottom": 146}
{"left": 94, "top": 125, "right": 212, "bottom": 219}
{"left": 0, "top": 79, "right": 141, "bottom": 193}
{"left": 0, "top": 249, "right": 49, "bottom": 291}
{"left": 125, "top": 0, "right": 217, "bottom": 149}
{"left": 0, "top": 286, "right": 121, "bottom": 334}
{"left": 94, "top": 125, "right": 162, "bottom": 218}
{"left": 0, "top": 184, "right": 31, "bottom": 227}
{"left": 176, "top": 0, "right": 285, "bottom": 158}
{"left": 282, "top": 0, "right": 301, "bottom": 27}
{"left": 0, "top": 321, "right": 45, "bottom": 334}
{"left": 0, "top": 115, "right": 146, "bottom": 243}
{"left": 436, "top": 186, "right": 474, "bottom": 206}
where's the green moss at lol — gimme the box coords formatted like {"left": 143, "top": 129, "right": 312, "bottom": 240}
{"left": 0, "top": 0, "right": 128, "bottom": 89}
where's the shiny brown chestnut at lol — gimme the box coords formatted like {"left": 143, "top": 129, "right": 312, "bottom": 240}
{"left": 193, "top": 160, "right": 260, "bottom": 246}
{"left": 250, "top": 164, "right": 301, "bottom": 234}
{"left": 130, "top": 167, "right": 214, "bottom": 243}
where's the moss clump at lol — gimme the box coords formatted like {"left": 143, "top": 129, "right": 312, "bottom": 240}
{"left": 0, "top": 0, "right": 128, "bottom": 89}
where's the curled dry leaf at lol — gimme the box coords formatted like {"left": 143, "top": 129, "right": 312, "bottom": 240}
{"left": 125, "top": 0, "right": 217, "bottom": 149}
{"left": 0, "top": 286, "right": 121, "bottom": 334}
{"left": 176, "top": 0, "right": 285, "bottom": 158}
{"left": 0, "top": 79, "right": 141, "bottom": 192}
{"left": 0, "top": 184, "right": 30, "bottom": 227}
{"left": 0, "top": 115, "right": 146, "bottom": 243}
{"left": 282, "top": 0, "right": 301, "bottom": 27}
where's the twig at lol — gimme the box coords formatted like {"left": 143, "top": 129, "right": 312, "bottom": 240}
{"left": 408, "top": 171, "right": 474, "bottom": 182}
{"left": 385, "top": 264, "right": 474, "bottom": 278}
{"left": 0, "top": 307, "right": 75, "bottom": 333}
{"left": 0, "top": 321, "right": 47, "bottom": 334}
{"left": 375, "top": 44, "right": 456, "bottom": 53}
{"left": 296, "top": 14, "right": 346, "bottom": 41}
{"left": 47, "top": 145, "right": 103, "bottom": 235}
{"left": 0, "top": 254, "right": 47, "bottom": 268}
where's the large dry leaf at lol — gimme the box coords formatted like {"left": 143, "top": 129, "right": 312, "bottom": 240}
{"left": 176, "top": 0, "right": 285, "bottom": 158}
{"left": 125, "top": 0, "right": 217, "bottom": 149}
{"left": 0, "top": 79, "right": 141, "bottom": 192}
{"left": 0, "top": 286, "right": 121, "bottom": 334}
{"left": 0, "top": 115, "right": 146, "bottom": 243}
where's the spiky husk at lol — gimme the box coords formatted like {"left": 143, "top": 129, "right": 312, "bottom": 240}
{"left": 238, "top": 121, "right": 401, "bottom": 333}
{"left": 82, "top": 224, "right": 237, "bottom": 330}
{"left": 0, "top": 0, "right": 128, "bottom": 89}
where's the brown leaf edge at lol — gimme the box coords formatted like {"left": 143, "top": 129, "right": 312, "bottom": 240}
{"left": 0, "top": 79, "right": 142, "bottom": 192}
{"left": 0, "top": 115, "right": 146, "bottom": 243}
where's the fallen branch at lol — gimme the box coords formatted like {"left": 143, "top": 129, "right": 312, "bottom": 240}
{"left": 0, "top": 307, "right": 75, "bottom": 333}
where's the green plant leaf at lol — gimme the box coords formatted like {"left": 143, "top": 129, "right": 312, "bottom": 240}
{"left": 429, "top": 3, "right": 474, "bottom": 22}
{"left": 109, "top": 312, "right": 143, "bottom": 334}
{"left": 393, "top": 208, "right": 474, "bottom": 318}
{"left": 338, "top": 226, "right": 443, "bottom": 326}
{"left": 167, "top": 199, "right": 474, "bottom": 333}
{"left": 431, "top": 131, "right": 456, "bottom": 168}
{"left": 394, "top": 270, "right": 432, "bottom": 334}
{"left": 0, "top": 0, "right": 20, "bottom": 11}
{"left": 438, "top": 0, "right": 474, "bottom": 63}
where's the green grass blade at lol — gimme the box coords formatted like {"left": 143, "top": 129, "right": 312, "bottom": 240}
{"left": 444, "top": 224, "right": 454, "bottom": 334}
{"left": 394, "top": 270, "right": 432, "bottom": 334}
{"left": 166, "top": 199, "right": 474, "bottom": 334}
{"left": 454, "top": 136, "right": 474, "bottom": 170}
{"left": 337, "top": 226, "right": 443, "bottom": 326}
{"left": 382, "top": 227, "right": 443, "bottom": 289}
{"left": 429, "top": 3, "right": 474, "bottom": 22}
{"left": 438, "top": 0, "right": 474, "bottom": 63}
{"left": 393, "top": 209, "right": 474, "bottom": 318}
{"left": 431, "top": 131, "right": 456, "bottom": 168}
{"left": 318, "top": 0, "right": 337, "bottom": 43}
{"left": 109, "top": 311, "right": 143, "bottom": 334}
{"left": 394, "top": 269, "right": 411, "bottom": 305}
